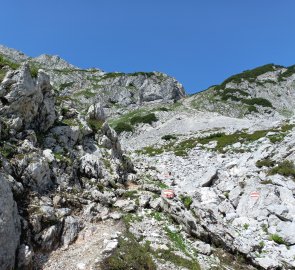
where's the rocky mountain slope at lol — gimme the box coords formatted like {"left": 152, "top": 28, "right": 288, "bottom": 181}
{"left": 189, "top": 64, "right": 295, "bottom": 118}
{"left": 0, "top": 45, "right": 295, "bottom": 270}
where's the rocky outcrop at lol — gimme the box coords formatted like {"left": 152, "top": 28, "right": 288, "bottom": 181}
{"left": 0, "top": 63, "right": 56, "bottom": 133}
{"left": 0, "top": 57, "right": 137, "bottom": 268}
{"left": 0, "top": 47, "right": 186, "bottom": 115}
{"left": 0, "top": 173, "right": 21, "bottom": 270}
{"left": 189, "top": 64, "right": 295, "bottom": 118}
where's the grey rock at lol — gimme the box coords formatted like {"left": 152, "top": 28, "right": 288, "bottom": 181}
{"left": 17, "top": 244, "right": 34, "bottom": 268}
{"left": 114, "top": 199, "right": 137, "bottom": 212}
{"left": 87, "top": 103, "right": 105, "bottom": 121}
{"left": 103, "top": 239, "right": 118, "bottom": 254}
{"left": 80, "top": 154, "right": 102, "bottom": 179}
{"left": 0, "top": 174, "right": 21, "bottom": 269}
{"left": 61, "top": 216, "right": 81, "bottom": 246}
{"left": 139, "top": 194, "right": 152, "bottom": 208}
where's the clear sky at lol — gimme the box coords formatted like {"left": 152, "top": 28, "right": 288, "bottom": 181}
{"left": 1, "top": 0, "right": 295, "bottom": 94}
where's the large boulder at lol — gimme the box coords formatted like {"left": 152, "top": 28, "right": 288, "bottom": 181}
{"left": 0, "top": 174, "right": 21, "bottom": 269}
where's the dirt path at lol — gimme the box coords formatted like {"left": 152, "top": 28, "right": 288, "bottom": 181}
{"left": 36, "top": 219, "right": 124, "bottom": 270}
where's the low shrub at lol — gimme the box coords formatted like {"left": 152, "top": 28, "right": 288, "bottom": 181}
{"left": 162, "top": 134, "right": 177, "bottom": 141}
{"left": 269, "top": 160, "right": 295, "bottom": 178}
{"left": 247, "top": 105, "right": 258, "bottom": 113}
{"left": 130, "top": 113, "right": 158, "bottom": 125}
{"left": 29, "top": 65, "right": 39, "bottom": 78}
{"left": 242, "top": 98, "right": 273, "bottom": 108}
{"left": 0, "top": 54, "right": 20, "bottom": 70}
{"left": 87, "top": 118, "right": 104, "bottom": 133}
{"left": 219, "top": 64, "right": 279, "bottom": 88}
{"left": 157, "top": 107, "right": 170, "bottom": 112}
{"left": 114, "top": 122, "right": 133, "bottom": 134}
{"left": 256, "top": 158, "right": 275, "bottom": 168}
{"left": 100, "top": 232, "right": 156, "bottom": 270}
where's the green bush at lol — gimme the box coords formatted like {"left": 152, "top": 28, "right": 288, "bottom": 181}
{"left": 269, "top": 160, "right": 295, "bottom": 178}
{"left": 247, "top": 105, "right": 258, "bottom": 113}
{"left": 114, "top": 122, "right": 133, "bottom": 134}
{"left": 256, "top": 158, "right": 275, "bottom": 168}
{"left": 162, "top": 134, "right": 177, "bottom": 141}
{"left": 130, "top": 113, "right": 158, "bottom": 125}
{"left": 222, "top": 88, "right": 249, "bottom": 97}
{"left": 242, "top": 98, "right": 273, "bottom": 108}
{"left": 87, "top": 118, "right": 104, "bottom": 133}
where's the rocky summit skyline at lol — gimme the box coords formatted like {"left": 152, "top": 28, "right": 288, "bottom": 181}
{"left": 0, "top": 45, "right": 295, "bottom": 270}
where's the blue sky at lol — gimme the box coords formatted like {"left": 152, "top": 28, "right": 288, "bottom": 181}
{"left": 1, "top": 1, "right": 295, "bottom": 94}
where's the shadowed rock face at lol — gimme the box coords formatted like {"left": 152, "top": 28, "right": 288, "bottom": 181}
{"left": 0, "top": 173, "right": 21, "bottom": 270}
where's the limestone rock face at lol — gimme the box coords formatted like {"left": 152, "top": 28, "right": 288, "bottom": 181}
{"left": 87, "top": 103, "right": 106, "bottom": 121}
{"left": 0, "top": 174, "right": 21, "bottom": 270}
{"left": 0, "top": 64, "right": 56, "bottom": 132}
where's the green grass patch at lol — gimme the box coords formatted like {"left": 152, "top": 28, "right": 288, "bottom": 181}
{"left": 280, "top": 124, "right": 295, "bottom": 132}
{"left": 59, "top": 81, "right": 75, "bottom": 91}
{"left": 74, "top": 89, "right": 96, "bottom": 99}
{"left": 256, "top": 158, "right": 275, "bottom": 168}
{"left": 270, "top": 234, "right": 286, "bottom": 245}
{"left": 122, "top": 213, "right": 143, "bottom": 226}
{"left": 113, "top": 122, "right": 133, "bottom": 134}
{"left": 157, "top": 107, "right": 170, "bottom": 112}
{"left": 0, "top": 69, "right": 6, "bottom": 83}
{"left": 260, "top": 180, "right": 273, "bottom": 185}
{"left": 268, "top": 134, "right": 285, "bottom": 143}
{"left": 0, "top": 54, "right": 20, "bottom": 70}
{"left": 29, "top": 65, "right": 39, "bottom": 78}
{"left": 179, "top": 195, "right": 193, "bottom": 210}
{"left": 122, "top": 190, "right": 138, "bottom": 199}
{"left": 139, "top": 146, "right": 165, "bottom": 156}
{"left": 53, "top": 152, "right": 72, "bottom": 165}
{"left": 100, "top": 232, "right": 156, "bottom": 270}
{"left": 269, "top": 160, "right": 295, "bottom": 178}
{"left": 153, "top": 249, "right": 200, "bottom": 270}
{"left": 0, "top": 143, "right": 16, "bottom": 159}
{"left": 87, "top": 118, "right": 104, "bottom": 133}
{"left": 243, "top": 223, "right": 249, "bottom": 230}
{"left": 278, "top": 65, "right": 295, "bottom": 81}
{"left": 164, "top": 227, "right": 187, "bottom": 253}
{"left": 149, "top": 211, "right": 163, "bottom": 221}
{"left": 130, "top": 113, "right": 157, "bottom": 125}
